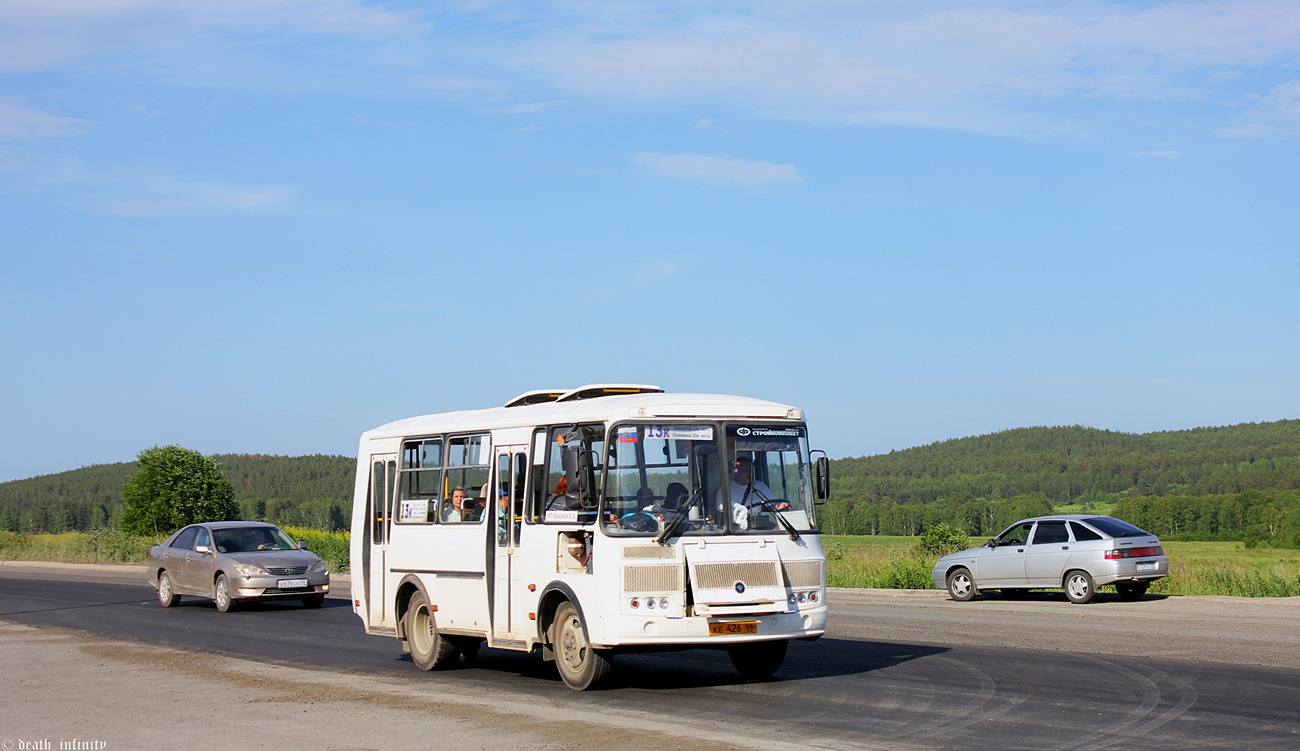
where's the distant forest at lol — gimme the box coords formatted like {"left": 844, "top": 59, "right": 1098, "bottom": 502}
{"left": 0, "top": 454, "right": 354, "bottom": 534}
{"left": 825, "top": 420, "right": 1300, "bottom": 547}
{"left": 2, "top": 419, "right": 1298, "bottom": 546}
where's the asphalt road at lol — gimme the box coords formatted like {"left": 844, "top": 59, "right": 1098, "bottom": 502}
{"left": 1, "top": 564, "right": 1297, "bottom": 751}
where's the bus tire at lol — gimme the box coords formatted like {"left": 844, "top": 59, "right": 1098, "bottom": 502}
{"left": 553, "top": 601, "right": 613, "bottom": 690}
{"left": 727, "top": 639, "right": 788, "bottom": 681}
{"left": 404, "top": 591, "right": 457, "bottom": 670}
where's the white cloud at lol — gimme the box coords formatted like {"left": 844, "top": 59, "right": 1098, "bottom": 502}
{"left": 0, "top": 153, "right": 297, "bottom": 215}
{"left": 372, "top": 302, "right": 448, "bottom": 310}
{"left": 503, "top": 1, "right": 1300, "bottom": 137}
{"left": 1221, "top": 79, "right": 1300, "bottom": 138}
{"left": 0, "top": 0, "right": 431, "bottom": 85}
{"left": 92, "top": 178, "right": 297, "bottom": 216}
{"left": 634, "top": 153, "right": 803, "bottom": 185}
{"left": 487, "top": 101, "right": 558, "bottom": 115}
{"left": 586, "top": 258, "right": 686, "bottom": 305}
{"left": 4, "top": 2, "right": 1299, "bottom": 139}
{"left": 0, "top": 100, "right": 97, "bottom": 142}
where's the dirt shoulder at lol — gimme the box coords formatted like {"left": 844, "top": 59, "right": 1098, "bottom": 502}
{"left": 0, "top": 621, "right": 812, "bottom": 751}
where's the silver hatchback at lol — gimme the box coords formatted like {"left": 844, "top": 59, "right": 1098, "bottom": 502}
{"left": 148, "top": 521, "right": 331, "bottom": 612}
{"left": 931, "top": 515, "right": 1169, "bottom": 604}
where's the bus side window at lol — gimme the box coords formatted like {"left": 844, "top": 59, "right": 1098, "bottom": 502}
{"left": 527, "top": 429, "right": 548, "bottom": 523}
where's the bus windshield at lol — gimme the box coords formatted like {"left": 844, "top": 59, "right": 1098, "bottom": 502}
{"left": 601, "top": 423, "right": 817, "bottom": 537}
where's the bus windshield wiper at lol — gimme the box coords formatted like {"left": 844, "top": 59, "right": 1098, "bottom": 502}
{"left": 749, "top": 489, "right": 801, "bottom": 541}
{"left": 655, "top": 488, "right": 702, "bottom": 544}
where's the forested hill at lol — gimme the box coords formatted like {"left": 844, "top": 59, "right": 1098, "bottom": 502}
{"left": 832, "top": 420, "right": 1300, "bottom": 504}
{"left": 0, "top": 454, "right": 353, "bottom": 533}
{"left": 4, "top": 421, "right": 1299, "bottom": 539}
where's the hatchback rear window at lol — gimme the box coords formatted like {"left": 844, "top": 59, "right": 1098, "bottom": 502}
{"left": 1083, "top": 516, "right": 1151, "bottom": 538}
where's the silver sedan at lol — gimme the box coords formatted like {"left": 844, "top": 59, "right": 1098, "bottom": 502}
{"left": 931, "top": 515, "right": 1169, "bottom": 604}
{"left": 147, "top": 521, "right": 331, "bottom": 612}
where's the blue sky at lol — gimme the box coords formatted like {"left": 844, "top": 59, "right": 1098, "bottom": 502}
{"left": 2, "top": 1, "right": 1298, "bottom": 483}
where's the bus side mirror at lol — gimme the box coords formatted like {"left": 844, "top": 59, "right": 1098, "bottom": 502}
{"left": 813, "top": 453, "right": 830, "bottom": 502}
{"left": 561, "top": 445, "right": 585, "bottom": 509}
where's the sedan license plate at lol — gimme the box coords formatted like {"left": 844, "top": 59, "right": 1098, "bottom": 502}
{"left": 709, "top": 621, "right": 757, "bottom": 636}
{"left": 1135, "top": 562, "right": 1157, "bottom": 572}
{"left": 278, "top": 578, "right": 308, "bottom": 588}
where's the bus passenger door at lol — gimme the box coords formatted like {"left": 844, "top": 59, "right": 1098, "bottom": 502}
{"left": 491, "top": 447, "right": 527, "bottom": 641}
{"left": 365, "top": 455, "right": 397, "bottom": 629}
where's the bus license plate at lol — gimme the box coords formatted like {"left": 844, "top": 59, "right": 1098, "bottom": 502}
{"left": 1135, "top": 562, "right": 1157, "bottom": 572}
{"left": 278, "top": 579, "right": 308, "bottom": 588}
{"left": 709, "top": 621, "right": 757, "bottom": 636}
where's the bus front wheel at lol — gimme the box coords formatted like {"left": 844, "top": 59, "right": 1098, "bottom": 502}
{"left": 728, "top": 639, "right": 788, "bottom": 681}
{"left": 553, "top": 602, "right": 613, "bottom": 690}
{"left": 404, "top": 591, "right": 457, "bottom": 670}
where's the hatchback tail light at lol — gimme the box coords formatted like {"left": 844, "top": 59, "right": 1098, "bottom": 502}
{"left": 1104, "top": 545, "right": 1163, "bottom": 560}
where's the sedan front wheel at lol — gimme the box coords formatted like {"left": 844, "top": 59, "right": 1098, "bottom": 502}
{"left": 946, "top": 567, "right": 978, "bottom": 602}
{"left": 214, "top": 574, "right": 239, "bottom": 612}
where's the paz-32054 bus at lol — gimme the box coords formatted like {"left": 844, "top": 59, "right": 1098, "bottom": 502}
{"left": 349, "top": 384, "right": 829, "bottom": 689}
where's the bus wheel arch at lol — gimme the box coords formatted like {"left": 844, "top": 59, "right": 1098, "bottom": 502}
{"left": 393, "top": 576, "right": 429, "bottom": 640}
{"left": 536, "top": 582, "right": 585, "bottom": 660}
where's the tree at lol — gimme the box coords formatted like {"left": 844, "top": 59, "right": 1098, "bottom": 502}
{"left": 120, "top": 446, "right": 237, "bottom": 535}
{"left": 913, "top": 523, "right": 971, "bottom": 558}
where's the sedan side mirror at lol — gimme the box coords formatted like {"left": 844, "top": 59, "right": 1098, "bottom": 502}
{"left": 195, "top": 544, "right": 212, "bottom": 555}
{"left": 985, "top": 539, "right": 997, "bottom": 548}
{"left": 298, "top": 541, "right": 310, "bottom": 550}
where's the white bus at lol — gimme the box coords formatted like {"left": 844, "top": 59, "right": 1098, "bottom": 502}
{"left": 349, "top": 384, "right": 830, "bottom": 690}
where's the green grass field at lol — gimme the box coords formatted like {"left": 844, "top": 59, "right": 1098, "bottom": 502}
{"left": 825, "top": 535, "right": 1300, "bottom": 597}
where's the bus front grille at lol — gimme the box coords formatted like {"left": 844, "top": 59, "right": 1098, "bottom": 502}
{"left": 782, "top": 560, "right": 824, "bottom": 588}
{"left": 693, "top": 561, "right": 781, "bottom": 590}
{"left": 623, "top": 564, "right": 684, "bottom": 594}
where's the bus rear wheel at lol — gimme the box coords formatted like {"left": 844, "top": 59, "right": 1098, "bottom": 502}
{"left": 404, "top": 591, "right": 457, "bottom": 670}
{"left": 728, "top": 639, "right": 788, "bottom": 681}
{"left": 553, "top": 602, "right": 613, "bottom": 690}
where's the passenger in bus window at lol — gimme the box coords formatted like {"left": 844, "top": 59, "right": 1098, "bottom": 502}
{"left": 719, "top": 456, "right": 791, "bottom": 512}
{"left": 442, "top": 487, "right": 468, "bottom": 522}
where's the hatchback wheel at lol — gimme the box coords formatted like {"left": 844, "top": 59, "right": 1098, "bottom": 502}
{"left": 1064, "top": 570, "right": 1096, "bottom": 604}
{"left": 946, "top": 568, "right": 977, "bottom": 601}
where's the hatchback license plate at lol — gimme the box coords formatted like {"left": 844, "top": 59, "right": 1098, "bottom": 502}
{"left": 709, "top": 621, "right": 757, "bottom": 636}
{"left": 278, "top": 578, "right": 308, "bottom": 588}
{"left": 1135, "top": 562, "right": 1157, "bottom": 572}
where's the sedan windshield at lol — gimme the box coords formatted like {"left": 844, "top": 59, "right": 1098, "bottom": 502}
{"left": 213, "top": 526, "right": 298, "bottom": 553}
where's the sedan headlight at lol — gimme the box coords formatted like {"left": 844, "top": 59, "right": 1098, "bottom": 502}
{"left": 308, "top": 559, "right": 328, "bottom": 574}
{"left": 233, "top": 562, "right": 268, "bottom": 577}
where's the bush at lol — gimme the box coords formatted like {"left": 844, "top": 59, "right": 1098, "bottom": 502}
{"left": 283, "top": 526, "right": 349, "bottom": 573}
{"left": 913, "top": 523, "right": 971, "bottom": 558}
